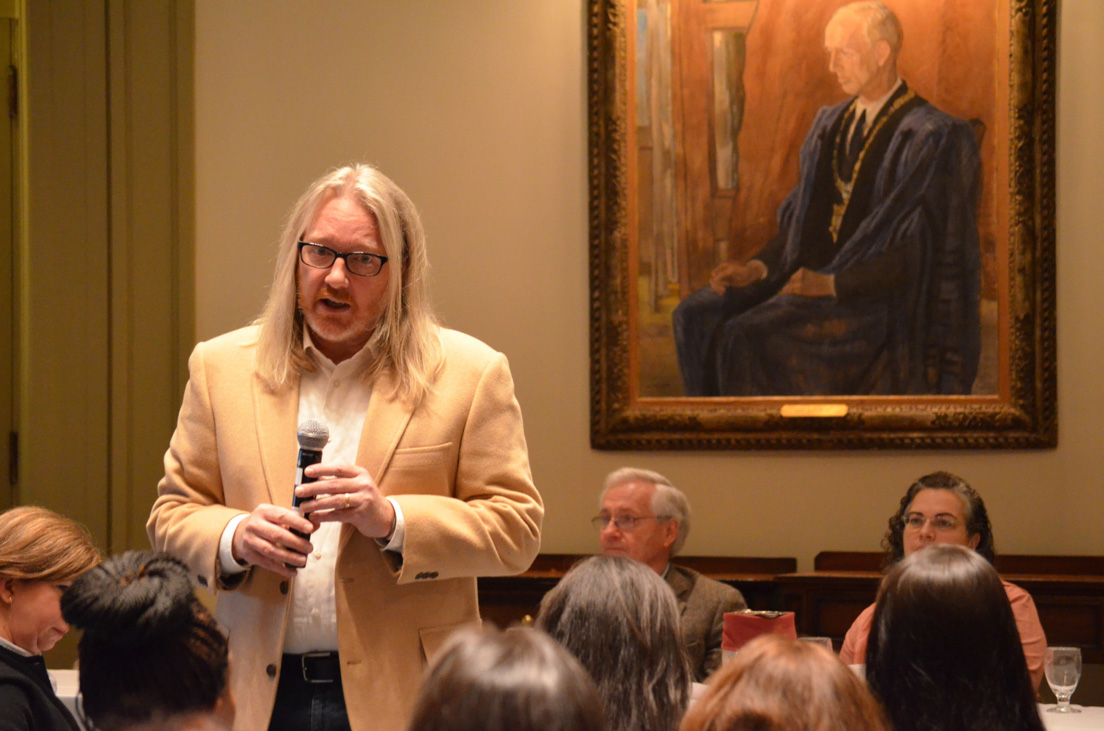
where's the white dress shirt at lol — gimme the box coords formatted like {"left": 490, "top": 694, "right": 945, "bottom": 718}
{"left": 217, "top": 330, "right": 404, "bottom": 654}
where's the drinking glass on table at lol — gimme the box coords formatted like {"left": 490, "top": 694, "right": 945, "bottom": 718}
{"left": 1044, "top": 646, "right": 1082, "bottom": 713}
{"left": 798, "top": 636, "right": 834, "bottom": 651}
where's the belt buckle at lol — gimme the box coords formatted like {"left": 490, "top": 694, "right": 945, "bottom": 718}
{"left": 300, "top": 651, "right": 335, "bottom": 684}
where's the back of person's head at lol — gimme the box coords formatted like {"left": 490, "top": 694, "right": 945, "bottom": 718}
{"left": 680, "top": 634, "right": 888, "bottom": 731}
{"left": 61, "top": 551, "right": 232, "bottom": 731}
{"left": 408, "top": 626, "right": 605, "bottom": 731}
{"left": 0, "top": 505, "right": 100, "bottom": 582}
{"left": 865, "top": 545, "right": 1044, "bottom": 731}
{"left": 536, "top": 555, "right": 691, "bottom": 731}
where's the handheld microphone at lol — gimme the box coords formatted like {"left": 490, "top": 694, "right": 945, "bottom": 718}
{"left": 290, "top": 419, "right": 330, "bottom": 543}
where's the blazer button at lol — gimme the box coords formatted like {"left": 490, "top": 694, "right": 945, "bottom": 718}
{"left": 280, "top": 581, "right": 289, "bottom": 595}
{"left": 266, "top": 664, "right": 277, "bottom": 678}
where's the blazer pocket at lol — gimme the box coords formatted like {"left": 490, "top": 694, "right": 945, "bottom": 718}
{"left": 419, "top": 618, "right": 481, "bottom": 666}
{"left": 385, "top": 442, "right": 453, "bottom": 496}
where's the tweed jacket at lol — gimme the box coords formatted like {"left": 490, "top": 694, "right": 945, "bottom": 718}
{"left": 666, "top": 564, "right": 747, "bottom": 681}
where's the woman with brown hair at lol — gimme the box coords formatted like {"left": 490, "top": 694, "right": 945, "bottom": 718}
{"left": 680, "top": 634, "right": 888, "bottom": 731}
{"left": 0, "top": 506, "right": 100, "bottom": 731}
{"left": 865, "top": 544, "right": 1045, "bottom": 731}
{"left": 408, "top": 626, "right": 605, "bottom": 731}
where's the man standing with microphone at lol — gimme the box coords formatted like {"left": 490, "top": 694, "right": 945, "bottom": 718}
{"left": 148, "top": 164, "right": 543, "bottom": 731}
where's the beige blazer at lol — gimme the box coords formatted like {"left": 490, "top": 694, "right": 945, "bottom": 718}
{"left": 148, "top": 326, "right": 543, "bottom": 731}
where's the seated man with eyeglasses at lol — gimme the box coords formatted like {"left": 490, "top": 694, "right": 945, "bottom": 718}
{"left": 594, "top": 467, "right": 746, "bottom": 681}
{"left": 838, "top": 471, "right": 1046, "bottom": 690}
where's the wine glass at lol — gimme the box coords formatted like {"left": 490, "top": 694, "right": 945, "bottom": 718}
{"left": 1045, "top": 646, "right": 1082, "bottom": 713}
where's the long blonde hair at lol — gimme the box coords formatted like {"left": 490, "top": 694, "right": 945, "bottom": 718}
{"left": 253, "top": 164, "right": 442, "bottom": 402}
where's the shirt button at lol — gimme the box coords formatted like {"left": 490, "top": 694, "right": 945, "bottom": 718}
{"left": 279, "top": 581, "right": 289, "bottom": 595}
{"left": 314, "top": 551, "right": 322, "bottom": 559}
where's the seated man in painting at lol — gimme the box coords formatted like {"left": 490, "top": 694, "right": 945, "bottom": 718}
{"left": 594, "top": 467, "right": 746, "bottom": 681}
{"left": 673, "top": 0, "right": 981, "bottom": 396}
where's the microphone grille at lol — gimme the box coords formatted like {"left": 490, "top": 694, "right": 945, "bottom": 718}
{"left": 297, "top": 419, "right": 330, "bottom": 450}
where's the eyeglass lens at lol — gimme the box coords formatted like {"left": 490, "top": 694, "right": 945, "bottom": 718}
{"left": 299, "top": 242, "right": 386, "bottom": 277}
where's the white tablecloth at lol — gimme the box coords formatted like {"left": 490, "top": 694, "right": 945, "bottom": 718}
{"left": 49, "top": 669, "right": 1104, "bottom": 729}
{"left": 48, "top": 669, "right": 84, "bottom": 729}
{"left": 1039, "top": 704, "right": 1104, "bottom": 729}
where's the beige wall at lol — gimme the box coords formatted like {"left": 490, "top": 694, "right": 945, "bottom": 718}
{"left": 195, "top": 1, "right": 1104, "bottom": 570}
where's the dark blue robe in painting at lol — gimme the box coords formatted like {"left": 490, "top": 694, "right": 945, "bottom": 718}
{"left": 673, "top": 84, "right": 981, "bottom": 396}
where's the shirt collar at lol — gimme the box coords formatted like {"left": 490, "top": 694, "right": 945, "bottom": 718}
{"left": 302, "top": 327, "right": 376, "bottom": 374}
{"left": 0, "top": 635, "right": 32, "bottom": 657}
{"left": 855, "top": 77, "right": 903, "bottom": 125}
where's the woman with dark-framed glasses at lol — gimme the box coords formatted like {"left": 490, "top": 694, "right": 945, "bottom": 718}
{"left": 838, "top": 471, "right": 1046, "bottom": 690}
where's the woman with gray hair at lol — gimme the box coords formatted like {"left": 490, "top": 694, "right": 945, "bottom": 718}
{"left": 537, "top": 555, "right": 691, "bottom": 731}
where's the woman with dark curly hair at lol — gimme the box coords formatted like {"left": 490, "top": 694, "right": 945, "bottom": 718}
{"left": 865, "top": 545, "right": 1045, "bottom": 731}
{"left": 61, "top": 550, "right": 233, "bottom": 731}
{"left": 537, "top": 555, "right": 691, "bottom": 731}
{"left": 0, "top": 506, "right": 100, "bottom": 731}
{"left": 838, "top": 471, "right": 1046, "bottom": 690}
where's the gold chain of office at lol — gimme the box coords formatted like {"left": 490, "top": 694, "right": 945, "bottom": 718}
{"left": 830, "top": 90, "right": 917, "bottom": 241}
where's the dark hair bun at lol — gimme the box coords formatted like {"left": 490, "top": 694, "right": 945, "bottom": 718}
{"left": 62, "top": 550, "right": 196, "bottom": 647}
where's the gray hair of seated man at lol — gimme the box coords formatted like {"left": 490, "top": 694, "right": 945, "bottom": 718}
{"left": 407, "top": 626, "right": 605, "bottom": 731}
{"left": 537, "top": 555, "right": 691, "bottom": 731}
{"left": 601, "top": 467, "right": 692, "bottom": 556}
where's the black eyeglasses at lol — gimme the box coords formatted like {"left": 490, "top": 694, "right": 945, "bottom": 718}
{"left": 298, "top": 241, "right": 389, "bottom": 278}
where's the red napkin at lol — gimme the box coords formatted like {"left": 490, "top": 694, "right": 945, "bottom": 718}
{"left": 721, "top": 611, "right": 797, "bottom": 651}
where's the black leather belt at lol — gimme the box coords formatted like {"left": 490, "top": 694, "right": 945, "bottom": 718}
{"left": 284, "top": 652, "right": 341, "bottom": 684}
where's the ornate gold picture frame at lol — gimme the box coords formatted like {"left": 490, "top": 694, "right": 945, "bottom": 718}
{"left": 589, "top": 0, "right": 1056, "bottom": 449}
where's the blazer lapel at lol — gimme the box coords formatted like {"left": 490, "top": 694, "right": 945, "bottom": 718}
{"left": 340, "top": 369, "right": 415, "bottom": 551}
{"left": 666, "top": 566, "right": 692, "bottom": 616}
{"left": 253, "top": 374, "right": 300, "bottom": 509}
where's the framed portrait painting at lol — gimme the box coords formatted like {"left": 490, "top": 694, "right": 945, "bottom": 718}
{"left": 589, "top": 0, "right": 1056, "bottom": 449}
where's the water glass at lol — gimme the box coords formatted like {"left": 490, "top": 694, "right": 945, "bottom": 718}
{"left": 1044, "top": 646, "right": 1082, "bottom": 713}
